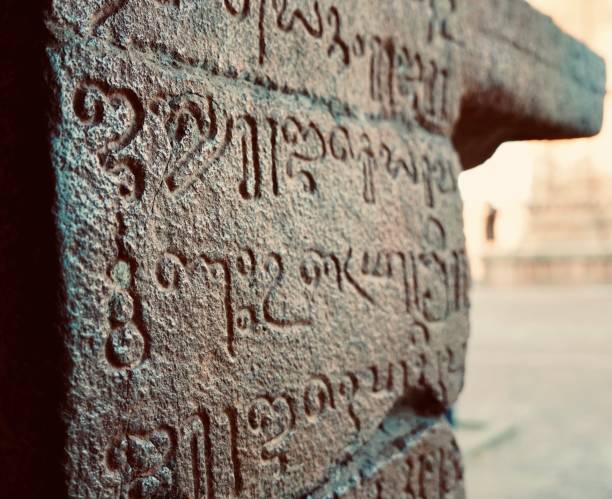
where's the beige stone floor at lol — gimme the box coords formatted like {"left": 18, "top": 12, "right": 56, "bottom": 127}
{"left": 457, "top": 284, "right": 612, "bottom": 499}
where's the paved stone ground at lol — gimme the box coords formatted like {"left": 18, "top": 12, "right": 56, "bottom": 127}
{"left": 457, "top": 284, "right": 612, "bottom": 499}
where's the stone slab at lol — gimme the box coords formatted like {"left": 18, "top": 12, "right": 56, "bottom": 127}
{"left": 50, "top": 35, "right": 469, "bottom": 498}
{"left": 0, "top": 0, "right": 605, "bottom": 497}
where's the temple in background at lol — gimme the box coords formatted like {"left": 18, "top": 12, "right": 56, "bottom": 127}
{"left": 461, "top": 0, "right": 612, "bottom": 285}
{"left": 483, "top": 160, "right": 612, "bottom": 284}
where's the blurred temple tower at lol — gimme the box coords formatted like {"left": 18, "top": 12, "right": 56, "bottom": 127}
{"left": 483, "top": 160, "right": 612, "bottom": 284}
{"left": 461, "top": 0, "right": 612, "bottom": 285}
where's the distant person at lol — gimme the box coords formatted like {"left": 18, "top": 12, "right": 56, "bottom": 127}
{"left": 485, "top": 203, "right": 498, "bottom": 242}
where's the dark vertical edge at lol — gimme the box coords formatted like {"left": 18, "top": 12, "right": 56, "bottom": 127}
{"left": 226, "top": 406, "right": 243, "bottom": 495}
{"left": 0, "top": 0, "right": 68, "bottom": 496}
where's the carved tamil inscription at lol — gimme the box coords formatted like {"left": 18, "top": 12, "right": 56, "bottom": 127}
{"left": 47, "top": 0, "right": 480, "bottom": 495}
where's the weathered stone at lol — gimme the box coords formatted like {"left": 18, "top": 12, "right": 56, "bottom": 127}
{"left": 0, "top": 0, "right": 605, "bottom": 497}
{"left": 309, "top": 417, "right": 464, "bottom": 498}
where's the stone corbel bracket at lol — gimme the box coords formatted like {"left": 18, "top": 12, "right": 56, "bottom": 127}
{"left": 453, "top": 0, "right": 606, "bottom": 168}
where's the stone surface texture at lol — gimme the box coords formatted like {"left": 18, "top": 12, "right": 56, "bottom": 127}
{"left": 0, "top": 0, "right": 604, "bottom": 497}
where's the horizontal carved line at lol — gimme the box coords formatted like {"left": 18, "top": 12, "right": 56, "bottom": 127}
{"left": 47, "top": 21, "right": 450, "bottom": 137}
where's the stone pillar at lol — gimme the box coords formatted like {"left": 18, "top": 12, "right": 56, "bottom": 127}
{"left": 0, "top": 0, "right": 605, "bottom": 497}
